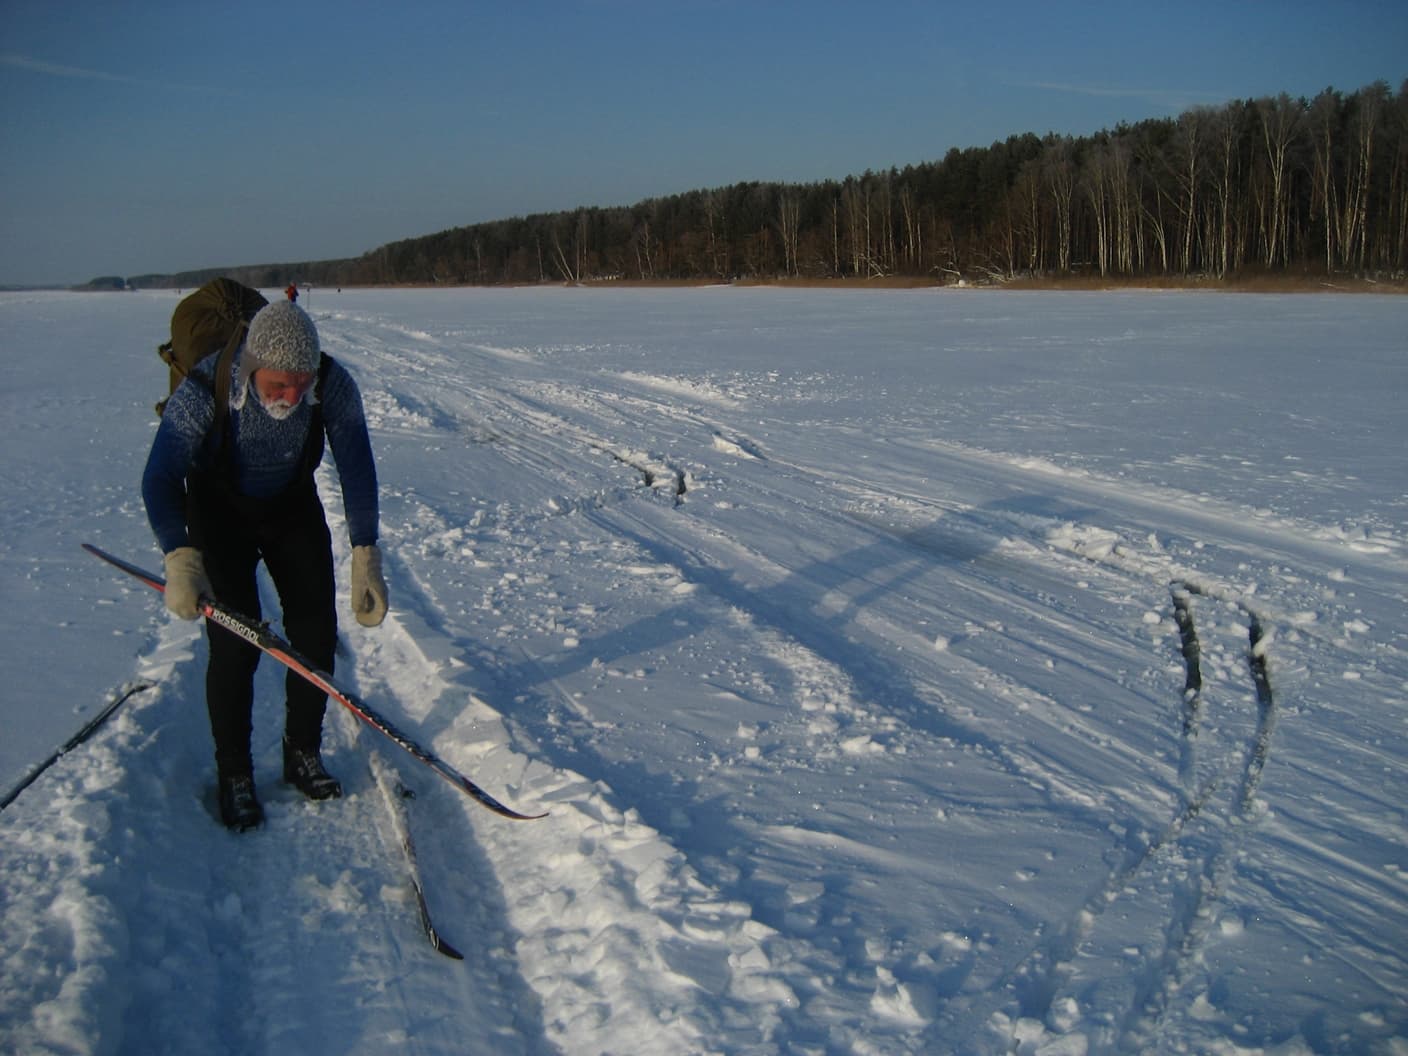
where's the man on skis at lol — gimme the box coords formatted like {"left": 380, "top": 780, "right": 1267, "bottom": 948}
{"left": 142, "top": 299, "right": 388, "bottom": 831}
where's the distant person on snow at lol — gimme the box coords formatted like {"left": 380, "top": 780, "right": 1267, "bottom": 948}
{"left": 285, "top": 283, "right": 298, "bottom": 302}
{"left": 141, "top": 300, "right": 388, "bottom": 831}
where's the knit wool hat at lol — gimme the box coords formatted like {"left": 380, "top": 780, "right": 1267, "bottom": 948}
{"left": 234, "top": 300, "right": 321, "bottom": 408}
{"left": 245, "top": 300, "right": 320, "bottom": 374}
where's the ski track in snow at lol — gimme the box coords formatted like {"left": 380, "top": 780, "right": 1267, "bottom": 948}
{"left": 2, "top": 288, "right": 1406, "bottom": 1055}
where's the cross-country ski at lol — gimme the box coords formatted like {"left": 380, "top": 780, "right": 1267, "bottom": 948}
{"left": 369, "top": 752, "right": 465, "bottom": 960}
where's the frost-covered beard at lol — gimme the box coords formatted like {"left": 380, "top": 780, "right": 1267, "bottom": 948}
{"left": 253, "top": 385, "right": 310, "bottom": 420}
{"left": 260, "top": 395, "right": 300, "bottom": 420}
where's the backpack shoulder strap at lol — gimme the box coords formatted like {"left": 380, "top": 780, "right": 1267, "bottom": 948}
{"left": 315, "top": 352, "right": 335, "bottom": 398}
{"left": 291, "top": 354, "right": 337, "bottom": 481}
{"left": 209, "top": 321, "right": 248, "bottom": 452}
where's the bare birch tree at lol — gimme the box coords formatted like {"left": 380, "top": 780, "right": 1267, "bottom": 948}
{"left": 776, "top": 192, "right": 801, "bottom": 277}
{"left": 1043, "top": 138, "right": 1076, "bottom": 272}
{"left": 1257, "top": 94, "right": 1301, "bottom": 268}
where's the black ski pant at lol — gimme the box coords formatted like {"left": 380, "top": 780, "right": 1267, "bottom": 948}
{"left": 187, "top": 478, "right": 337, "bottom": 779}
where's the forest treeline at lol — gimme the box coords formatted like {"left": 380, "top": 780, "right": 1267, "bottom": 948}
{"left": 125, "top": 79, "right": 1406, "bottom": 290}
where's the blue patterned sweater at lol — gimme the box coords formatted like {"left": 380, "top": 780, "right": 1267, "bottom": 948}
{"left": 142, "top": 349, "right": 380, "bottom": 554}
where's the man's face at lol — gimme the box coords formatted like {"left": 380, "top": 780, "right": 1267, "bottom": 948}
{"left": 252, "top": 368, "right": 315, "bottom": 419}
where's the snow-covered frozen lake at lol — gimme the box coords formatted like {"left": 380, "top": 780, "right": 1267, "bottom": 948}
{"left": 2, "top": 286, "right": 1405, "bottom": 1054}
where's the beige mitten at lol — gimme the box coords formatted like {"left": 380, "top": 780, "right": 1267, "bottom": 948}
{"left": 163, "top": 547, "right": 211, "bottom": 620}
{"left": 350, "top": 545, "right": 388, "bottom": 627}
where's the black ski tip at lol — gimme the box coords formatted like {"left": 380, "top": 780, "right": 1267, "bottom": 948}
{"left": 503, "top": 806, "right": 550, "bottom": 821}
{"left": 431, "top": 934, "right": 465, "bottom": 960}
{"left": 479, "top": 796, "right": 549, "bottom": 822}
{"left": 446, "top": 770, "right": 548, "bottom": 821}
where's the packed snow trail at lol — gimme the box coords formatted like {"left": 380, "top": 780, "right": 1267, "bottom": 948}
{"left": 2, "top": 287, "right": 1405, "bottom": 1055}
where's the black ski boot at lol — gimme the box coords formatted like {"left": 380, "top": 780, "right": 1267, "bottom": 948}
{"left": 283, "top": 738, "right": 343, "bottom": 800}
{"left": 218, "top": 772, "right": 264, "bottom": 832}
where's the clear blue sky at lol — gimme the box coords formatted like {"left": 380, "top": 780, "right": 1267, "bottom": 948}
{"left": 2, "top": 0, "right": 1404, "bottom": 286}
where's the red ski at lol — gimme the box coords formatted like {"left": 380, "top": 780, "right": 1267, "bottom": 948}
{"left": 83, "top": 542, "right": 545, "bottom": 821}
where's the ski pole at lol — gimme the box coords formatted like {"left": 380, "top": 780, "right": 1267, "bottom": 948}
{"left": 0, "top": 680, "right": 154, "bottom": 811}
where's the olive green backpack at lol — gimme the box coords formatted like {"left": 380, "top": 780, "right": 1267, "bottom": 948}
{"left": 155, "top": 278, "right": 267, "bottom": 417}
